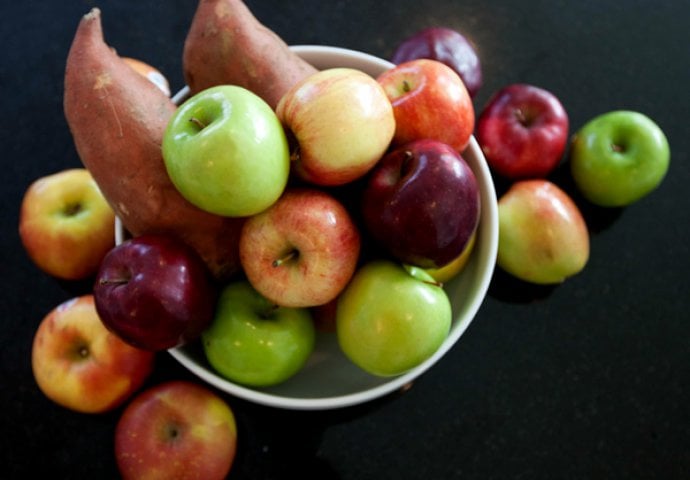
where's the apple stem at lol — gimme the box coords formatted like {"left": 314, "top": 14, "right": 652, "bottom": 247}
{"left": 402, "top": 80, "right": 412, "bottom": 93}
{"left": 189, "top": 116, "right": 207, "bottom": 130}
{"left": 272, "top": 250, "right": 298, "bottom": 267}
{"left": 423, "top": 279, "right": 443, "bottom": 288}
{"left": 98, "top": 277, "right": 130, "bottom": 286}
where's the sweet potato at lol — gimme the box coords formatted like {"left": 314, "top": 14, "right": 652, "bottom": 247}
{"left": 183, "top": 0, "right": 318, "bottom": 109}
{"left": 63, "top": 8, "right": 243, "bottom": 280}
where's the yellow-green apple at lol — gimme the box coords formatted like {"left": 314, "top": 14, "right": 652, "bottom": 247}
{"left": 570, "top": 110, "right": 670, "bottom": 207}
{"left": 276, "top": 67, "right": 395, "bottom": 186}
{"left": 19, "top": 168, "right": 115, "bottom": 280}
{"left": 498, "top": 180, "right": 589, "bottom": 284}
{"left": 362, "top": 139, "right": 480, "bottom": 269}
{"left": 476, "top": 83, "right": 569, "bottom": 179}
{"left": 93, "top": 234, "right": 218, "bottom": 351}
{"left": 162, "top": 85, "right": 290, "bottom": 217}
{"left": 31, "top": 295, "right": 154, "bottom": 413}
{"left": 424, "top": 230, "right": 476, "bottom": 283}
{"left": 239, "top": 188, "right": 361, "bottom": 308}
{"left": 202, "top": 281, "right": 315, "bottom": 387}
{"left": 122, "top": 57, "right": 171, "bottom": 96}
{"left": 115, "top": 381, "right": 237, "bottom": 480}
{"left": 391, "top": 26, "right": 483, "bottom": 97}
{"left": 376, "top": 59, "right": 474, "bottom": 152}
{"left": 337, "top": 260, "right": 451, "bottom": 376}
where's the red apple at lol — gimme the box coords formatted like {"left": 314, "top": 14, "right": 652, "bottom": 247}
{"left": 239, "top": 188, "right": 361, "bottom": 307}
{"left": 19, "top": 168, "right": 115, "bottom": 280}
{"left": 391, "top": 26, "right": 483, "bottom": 97}
{"left": 31, "top": 295, "right": 154, "bottom": 413}
{"left": 276, "top": 67, "right": 395, "bottom": 186}
{"left": 94, "top": 234, "right": 218, "bottom": 351}
{"left": 377, "top": 58, "right": 475, "bottom": 152}
{"left": 498, "top": 180, "right": 589, "bottom": 284}
{"left": 115, "top": 381, "right": 237, "bottom": 480}
{"left": 476, "top": 83, "right": 569, "bottom": 179}
{"left": 362, "top": 139, "right": 480, "bottom": 269}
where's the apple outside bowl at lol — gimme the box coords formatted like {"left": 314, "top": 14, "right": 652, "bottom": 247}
{"left": 115, "top": 45, "right": 499, "bottom": 410}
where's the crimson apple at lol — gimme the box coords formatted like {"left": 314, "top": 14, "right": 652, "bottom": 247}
{"left": 31, "top": 295, "right": 154, "bottom": 413}
{"left": 19, "top": 168, "right": 115, "bottom": 280}
{"left": 476, "top": 83, "right": 569, "bottom": 179}
{"left": 391, "top": 26, "right": 482, "bottom": 97}
{"left": 377, "top": 58, "right": 474, "bottom": 152}
{"left": 239, "top": 188, "right": 361, "bottom": 307}
{"left": 115, "top": 381, "right": 237, "bottom": 480}
{"left": 94, "top": 234, "right": 217, "bottom": 351}
{"left": 362, "top": 139, "right": 480, "bottom": 269}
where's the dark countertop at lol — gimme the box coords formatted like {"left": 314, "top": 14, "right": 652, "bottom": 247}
{"left": 3, "top": 0, "right": 689, "bottom": 478}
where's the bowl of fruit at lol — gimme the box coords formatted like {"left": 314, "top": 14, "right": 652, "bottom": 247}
{"left": 66, "top": 4, "right": 497, "bottom": 410}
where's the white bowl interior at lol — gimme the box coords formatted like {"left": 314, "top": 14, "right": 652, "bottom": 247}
{"left": 116, "top": 45, "right": 498, "bottom": 410}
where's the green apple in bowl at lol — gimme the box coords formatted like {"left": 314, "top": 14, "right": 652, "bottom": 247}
{"left": 162, "top": 85, "right": 290, "bottom": 217}
{"left": 570, "top": 110, "right": 670, "bottom": 207}
{"left": 336, "top": 260, "right": 452, "bottom": 377}
{"left": 202, "top": 281, "right": 316, "bottom": 387}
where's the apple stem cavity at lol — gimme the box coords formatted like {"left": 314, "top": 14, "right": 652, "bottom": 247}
{"left": 272, "top": 249, "right": 299, "bottom": 268}
{"left": 62, "top": 202, "right": 83, "bottom": 217}
{"left": 188, "top": 116, "right": 208, "bottom": 130}
{"left": 515, "top": 108, "right": 535, "bottom": 128}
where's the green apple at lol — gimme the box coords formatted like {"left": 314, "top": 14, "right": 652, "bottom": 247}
{"left": 570, "top": 110, "right": 670, "bottom": 207}
{"left": 202, "top": 281, "right": 315, "bottom": 387}
{"left": 336, "top": 260, "right": 451, "bottom": 377}
{"left": 162, "top": 85, "right": 290, "bottom": 217}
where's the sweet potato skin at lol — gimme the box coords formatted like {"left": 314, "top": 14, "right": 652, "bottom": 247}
{"left": 183, "top": 0, "right": 317, "bottom": 109}
{"left": 64, "top": 8, "right": 243, "bottom": 279}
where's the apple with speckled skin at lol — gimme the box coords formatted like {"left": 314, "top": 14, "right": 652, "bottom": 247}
{"left": 570, "top": 110, "right": 670, "bottom": 207}
{"left": 19, "top": 168, "right": 115, "bottom": 280}
{"left": 497, "top": 180, "right": 589, "bottom": 284}
{"left": 377, "top": 59, "right": 474, "bottom": 152}
{"left": 31, "top": 295, "right": 154, "bottom": 413}
{"left": 115, "top": 380, "right": 237, "bottom": 480}
{"left": 337, "top": 260, "right": 451, "bottom": 376}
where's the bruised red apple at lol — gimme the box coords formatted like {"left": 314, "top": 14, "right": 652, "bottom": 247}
{"left": 115, "top": 381, "right": 237, "bottom": 480}
{"left": 477, "top": 83, "right": 569, "bottom": 179}
{"left": 377, "top": 59, "right": 475, "bottom": 152}
{"left": 391, "top": 26, "right": 482, "bottom": 97}
{"left": 362, "top": 139, "right": 480, "bottom": 269}
{"left": 498, "top": 180, "right": 589, "bottom": 284}
{"left": 94, "top": 234, "right": 217, "bottom": 351}
{"left": 239, "top": 188, "right": 361, "bottom": 307}
{"left": 276, "top": 68, "right": 395, "bottom": 186}
{"left": 31, "top": 295, "right": 154, "bottom": 413}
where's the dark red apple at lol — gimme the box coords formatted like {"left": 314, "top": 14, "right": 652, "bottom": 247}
{"left": 391, "top": 26, "right": 482, "bottom": 97}
{"left": 94, "top": 234, "right": 218, "bottom": 351}
{"left": 362, "top": 139, "right": 480, "bottom": 269}
{"left": 476, "top": 83, "right": 569, "bottom": 179}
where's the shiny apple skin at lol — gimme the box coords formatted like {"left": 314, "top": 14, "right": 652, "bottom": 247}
{"left": 391, "top": 26, "right": 482, "bottom": 97}
{"left": 94, "top": 234, "right": 218, "bottom": 351}
{"left": 362, "top": 139, "right": 480, "bottom": 269}
{"left": 498, "top": 180, "right": 589, "bottom": 284}
{"left": 476, "top": 83, "right": 569, "bottom": 179}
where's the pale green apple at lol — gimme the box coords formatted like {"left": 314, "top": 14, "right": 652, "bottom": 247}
{"left": 162, "top": 85, "right": 290, "bottom": 217}
{"left": 336, "top": 260, "right": 451, "bottom": 376}
{"left": 202, "top": 281, "right": 315, "bottom": 387}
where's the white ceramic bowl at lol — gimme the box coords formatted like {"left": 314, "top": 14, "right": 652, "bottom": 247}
{"left": 116, "top": 45, "right": 498, "bottom": 410}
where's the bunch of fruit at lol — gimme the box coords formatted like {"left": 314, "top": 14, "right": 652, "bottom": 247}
{"left": 18, "top": 0, "right": 671, "bottom": 477}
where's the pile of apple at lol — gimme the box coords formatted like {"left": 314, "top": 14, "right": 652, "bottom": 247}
{"left": 19, "top": 1, "right": 671, "bottom": 478}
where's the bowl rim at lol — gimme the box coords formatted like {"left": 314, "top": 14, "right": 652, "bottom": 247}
{"left": 115, "top": 44, "right": 498, "bottom": 410}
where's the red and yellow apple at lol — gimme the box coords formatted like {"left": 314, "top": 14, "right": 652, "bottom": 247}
{"left": 115, "top": 381, "right": 237, "bottom": 480}
{"left": 31, "top": 294, "right": 154, "bottom": 413}
{"left": 276, "top": 67, "right": 395, "bottom": 186}
{"left": 122, "top": 57, "right": 171, "bottom": 96}
{"left": 497, "top": 180, "right": 589, "bottom": 284}
{"left": 239, "top": 188, "right": 361, "bottom": 308}
{"left": 377, "top": 59, "right": 475, "bottom": 152}
{"left": 19, "top": 168, "right": 115, "bottom": 280}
